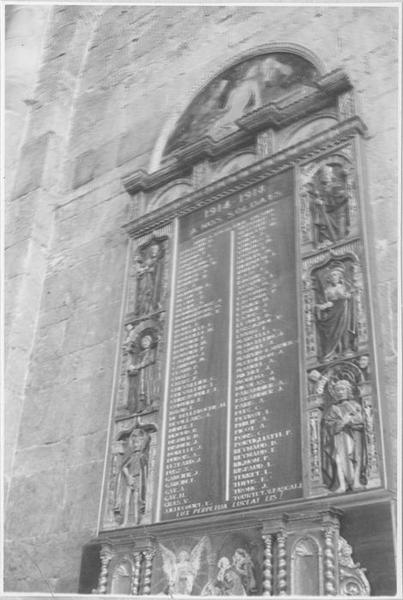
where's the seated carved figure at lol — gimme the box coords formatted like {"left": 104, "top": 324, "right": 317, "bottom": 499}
{"left": 321, "top": 379, "right": 367, "bottom": 494}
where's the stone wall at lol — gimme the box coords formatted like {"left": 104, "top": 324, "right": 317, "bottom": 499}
{"left": 5, "top": 5, "right": 398, "bottom": 593}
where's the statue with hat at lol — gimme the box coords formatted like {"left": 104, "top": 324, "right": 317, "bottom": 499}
{"left": 113, "top": 422, "right": 157, "bottom": 526}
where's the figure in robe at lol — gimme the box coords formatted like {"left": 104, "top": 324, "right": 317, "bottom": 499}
{"left": 113, "top": 424, "right": 156, "bottom": 526}
{"left": 321, "top": 379, "right": 367, "bottom": 494}
{"left": 127, "top": 331, "right": 158, "bottom": 414}
{"left": 136, "top": 241, "right": 164, "bottom": 316}
{"left": 232, "top": 548, "right": 257, "bottom": 594}
{"left": 315, "top": 264, "right": 357, "bottom": 361}
{"left": 308, "top": 164, "right": 350, "bottom": 246}
{"left": 202, "top": 556, "right": 246, "bottom": 596}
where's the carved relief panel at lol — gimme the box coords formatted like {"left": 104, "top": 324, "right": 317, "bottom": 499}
{"left": 102, "top": 226, "right": 172, "bottom": 530}
{"left": 299, "top": 144, "right": 381, "bottom": 499}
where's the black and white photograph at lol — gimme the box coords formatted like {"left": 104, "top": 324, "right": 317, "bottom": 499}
{"left": 2, "top": 1, "right": 401, "bottom": 597}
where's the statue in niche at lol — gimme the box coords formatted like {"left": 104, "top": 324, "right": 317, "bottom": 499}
{"left": 113, "top": 423, "right": 156, "bottom": 526}
{"left": 321, "top": 378, "right": 367, "bottom": 494}
{"left": 135, "top": 239, "right": 165, "bottom": 316}
{"left": 159, "top": 537, "right": 208, "bottom": 595}
{"left": 201, "top": 548, "right": 256, "bottom": 596}
{"left": 307, "top": 163, "right": 350, "bottom": 247}
{"left": 314, "top": 261, "right": 358, "bottom": 361}
{"left": 127, "top": 328, "right": 159, "bottom": 414}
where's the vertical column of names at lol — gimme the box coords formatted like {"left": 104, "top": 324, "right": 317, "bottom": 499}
{"left": 162, "top": 232, "right": 230, "bottom": 519}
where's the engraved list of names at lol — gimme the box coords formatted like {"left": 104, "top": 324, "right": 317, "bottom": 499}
{"left": 161, "top": 170, "right": 302, "bottom": 521}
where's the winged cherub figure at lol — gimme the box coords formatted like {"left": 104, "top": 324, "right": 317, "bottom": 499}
{"left": 159, "top": 536, "right": 208, "bottom": 595}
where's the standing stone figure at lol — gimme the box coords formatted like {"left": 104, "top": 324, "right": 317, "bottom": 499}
{"left": 308, "top": 163, "right": 350, "bottom": 246}
{"left": 113, "top": 424, "right": 156, "bottom": 526}
{"left": 135, "top": 241, "right": 164, "bottom": 316}
{"left": 321, "top": 379, "right": 367, "bottom": 494}
{"left": 315, "top": 263, "right": 357, "bottom": 361}
{"left": 127, "top": 330, "right": 158, "bottom": 414}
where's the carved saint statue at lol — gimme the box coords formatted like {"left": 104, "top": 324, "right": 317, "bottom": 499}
{"left": 160, "top": 537, "right": 208, "bottom": 595}
{"left": 308, "top": 163, "right": 350, "bottom": 246}
{"left": 314, "top": 263, "right": 357, "bottom": 361}
{"left": 127, "top": 330, "right": 158, "bottom": 414}
{"left": 232, "top": 548, "right": 256, "bottom": 594}
{"left": 135, "top": 240, "right": 164, "bottom": 316}
{"left": 321, "top": 379, "right": 367, "bottom": 494}
{"left": 113, "top": 423, "right": 156, "bottom": 526}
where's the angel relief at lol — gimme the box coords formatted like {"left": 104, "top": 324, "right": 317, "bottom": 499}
{"left": 159, "top": 537, "right": 209, "bottom": 595}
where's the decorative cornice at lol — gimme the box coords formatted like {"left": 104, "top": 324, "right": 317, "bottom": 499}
{"left": 123, "top": 116, "right": 366, "bottom": 238}
{"left": 123, "top": 69, "right": 351, "bottom": 196}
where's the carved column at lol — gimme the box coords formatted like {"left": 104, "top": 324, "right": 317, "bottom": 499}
{"left": 142, "top": 548, "right": 155, "bottom": 595}
{"left": 97, "top": 544, "right": 113, "bottom": 594}
{"left": 262, "top": 533, "right": 273, "bottom": 596}
{"left": 277, "top": 530, "right": 288, "bottom": 596}
{"left": 323, "top": 525, "right": 337, "bottom": 595}
{"left": 358, "top": 380, "right": 380, "bottom": 486}
{"left": 131, "top": 551, "right": 142, "bottom": 595}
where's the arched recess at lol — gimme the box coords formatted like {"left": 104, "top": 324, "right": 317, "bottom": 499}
{"left": 290, "top": 535, "right": 323, "bottom": 596}
{"left": 149, "top": 43, "right": 326, "bottom": 171}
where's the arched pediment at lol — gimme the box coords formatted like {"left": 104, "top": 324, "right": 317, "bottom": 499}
{"left": 165, "top": 51, "right": 320, "bottom": 155}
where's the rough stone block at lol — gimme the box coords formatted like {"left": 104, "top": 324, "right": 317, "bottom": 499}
{"left": 72, "top": 149, "right": 96, "bottom": 189}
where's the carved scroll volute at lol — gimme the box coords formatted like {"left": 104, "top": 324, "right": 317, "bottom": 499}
{"left": 337, "top": 536, "right": 370, "bottom": 596}
{"left": 97, "top": 544, "right": 113, "bottom": 594}
{"left": 142, "top": 548, "right": 155, "bottom": 595}
{"left": 262, "top": 533, "right": 273, "bottom": 596}
{"left": 131, "top": 551, "right": 142, "bottom": 595}
{"left": 277, "top": 529, "right": 288, "bottom": 596}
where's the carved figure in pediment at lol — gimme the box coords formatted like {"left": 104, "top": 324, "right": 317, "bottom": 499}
{"left": 113, "top": 423, "right": 156, "bottom": 526}
{"left": 308, "top": 163, "right": 350, "bottom": 247}
{"left": 160, "top": 537, "right": 208, "bottom": 595}
{"left": 127, "top": 328, "right": 159, "bottom": 414}
{"left": 135, "top": 239, "right": 164, "bottom": 316}
{"left": 232, "top": 548, "right": 256, "bottom": 594}
{"left": 321, "top": 378, "right": 367, "bottom": 494}
{"left": 202, "top": 556, "right": 246, "bottom": 596}
{"left": 314, "top": 261, "right": 358, "bottom": 361}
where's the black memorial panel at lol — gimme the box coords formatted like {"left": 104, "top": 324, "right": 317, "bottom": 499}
{"left": 161, "top": 170, "right": 302, "bottom": 521}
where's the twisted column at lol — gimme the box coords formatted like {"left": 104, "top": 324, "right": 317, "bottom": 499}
{"left": 277, "top": 530, "right": 288, "bottom": 596}
{"left": 323, "top": 526, "right": 337, "bottom": 595}
{"left": 142, "top": 548, "right": 155, "bottom": 595}
{"left": 97, "top": 544, "right": 113, "bottom": 594}
{"left": 131, "top": 551, "right": 142, "bottom": 595}
{"left": 262, "top": 533, "right": 273, "bottom": 596}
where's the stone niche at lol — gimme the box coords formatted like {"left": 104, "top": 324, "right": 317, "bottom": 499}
{"left": 81, "top": 49, "right": 396, "bottom": 596}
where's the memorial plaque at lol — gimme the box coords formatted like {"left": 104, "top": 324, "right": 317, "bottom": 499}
{"left": 161, "top": 169, "right": 302, "bottom": 520}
